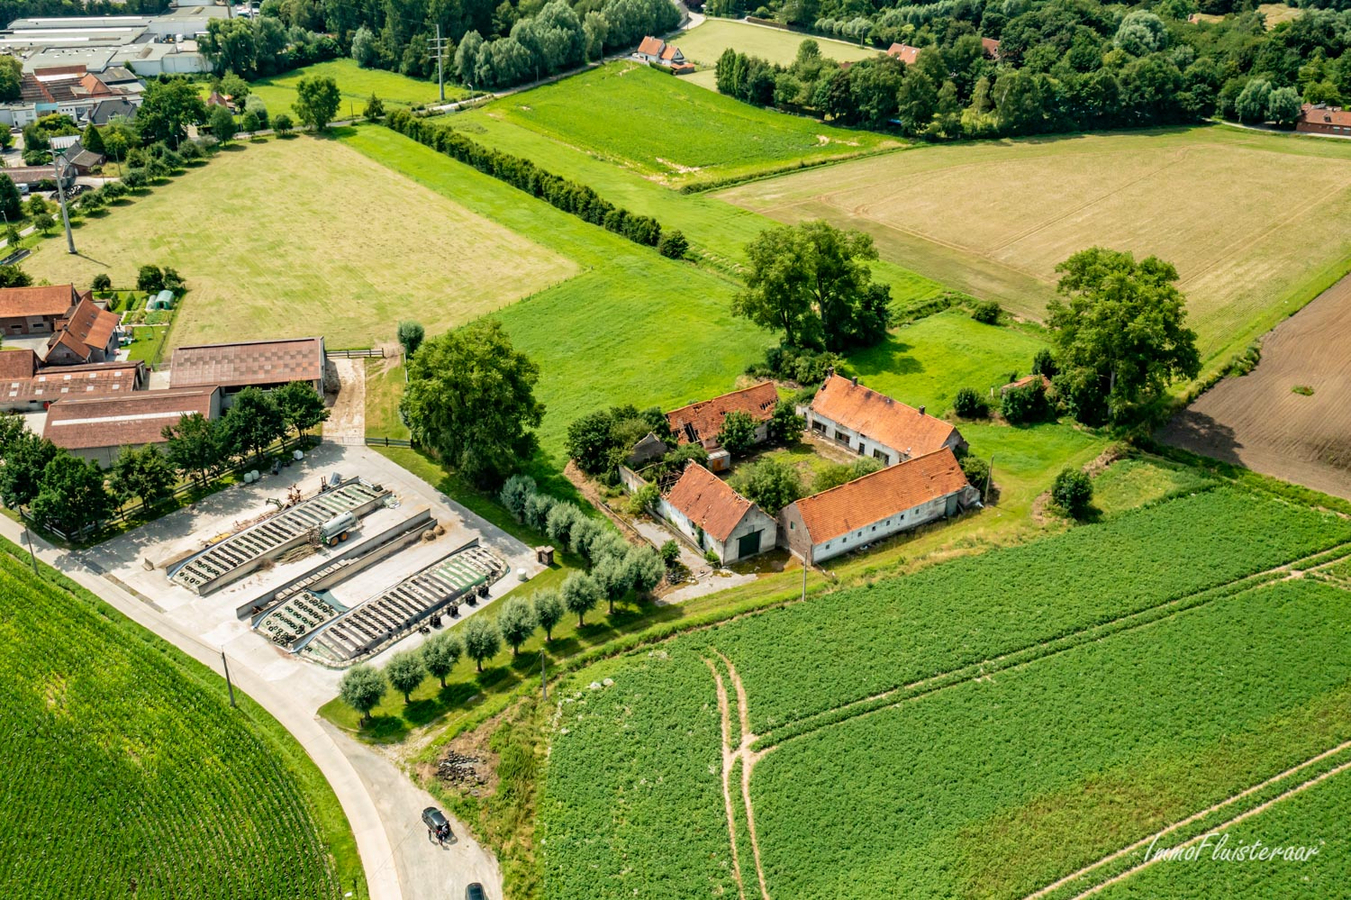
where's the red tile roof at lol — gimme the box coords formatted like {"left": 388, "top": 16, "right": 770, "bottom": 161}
{"left": 1001, "top": 374, "right": 1052, "bottom": 393}
{"left": 982, "top": 37, "right": 1001, "bottom": 58}
{"left": 0, "top": 284, "right": 80, "bottom": 320}
{"left": 790, "top": 448, "right": 969, "bottom": 545}
{"left": 811, "top": 374, "right": 958, "bottom": 457}
{"left": 667, "top": 382, "right": 778, "bottom": 446}
{"left": 0, "top": 349, "right": 37, "bottom": 380}
{"left": 664, "top": 463, "right": 757, "bottom": 542}
{"left": 659, "top": 44, "right": 681, "bottom": 61}
{"left": 48, "top": 295, "right": 119, "bottom": 361}
{"left": 1299, "top": 103, "right": 1351, "bottom": 127}
{"left": 44, "top": 386, "right": 217, "bottom": 450}
{"left": 5, "top": 360, "right": 144, "bottom": 406}
{"left": 637, "top": 36, "right": 664, "bottom": 56}
{"left": 170, "top": 337, "right": 325, "bottom": 390}
{"left": 886, "top": 43, "right": 921, "bottom": 65}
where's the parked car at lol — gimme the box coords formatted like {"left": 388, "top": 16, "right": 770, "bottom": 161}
{"left": 421, "top": 806, "right": 452, "bottom": 843}
{"left": 465, "top": 884, "right": 486, "bottom": 900}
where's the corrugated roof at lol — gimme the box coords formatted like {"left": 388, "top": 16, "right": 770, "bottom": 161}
{"left": 811, "top": 374, "right": 956, "bottom": 457}
{"left": 667, "top": 381, "right": 778, "bottom": 446}
{"left": 44, "top": 386, "right": 215, "bottom": 449}
{"left": 6, "top": 360, "right": 143, "bottom": 405}
{"left": 790, "top": 448, "right": 970, "bottom": 545}
{"left": 0, "top": 284, "right": 78, "bottom": 320}
{"left": 169, "top": 337, "right": 324, "bottom": 390}
{"left": 664, "top": 463, "right": 757, "bottom": 542}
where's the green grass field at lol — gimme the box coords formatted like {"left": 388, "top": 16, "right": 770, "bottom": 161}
{"left": 718, "top": 126, "right": 1351, "bottom": 371}
{"left": 0, "top": 540, "right": 362, "bottom": 897}
{"left": 539, "top": 489, "right": 1351, "bottom": 899}
{"left": 674, "top": 19, "right": 881, "bottom": 68}
{"left": 22, "top": 136, "right": 576, "bottom": 350}
{"left": 471, "top": 62, "right": 900, "bottom": 188}
{"left": 249, "top": 59, "right": 462, "bottom": 118}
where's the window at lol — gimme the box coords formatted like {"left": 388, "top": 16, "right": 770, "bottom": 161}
{"left": 789, "top": 521, "right": 794, "bottom": 530}
{"left": 872, "top": 449, "right": 890, "bottom": 464}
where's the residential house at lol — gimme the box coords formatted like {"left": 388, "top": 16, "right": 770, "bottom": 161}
{"left": 0, "top": 284, "right": 86, "bottom": 336}
{"left": 169, "top": 336, "right": 327, "bottom": 404}
{"left": 803, "top": 372, "right": 966, "bottom": 465}
{"left": 667, "top": 381, "right": 779, "bottom": 451}
{"left": 89, "top": 96, "right": 138, "bottom": 126}
{"left": 64, "top": 140, "right": 106, "bottom": 175}
{"left": 981, "top": 37, "right": 1001, "bottom": 59}
{"left": 634, "top": 36, "right": 688, "bottom": 70}
{"left": 1, "top": 358, "right": 146, "bottom": 412}
{"left": 0, "top": 64, "right": 137, "bottom": 128}
{"left": 44, "top": 385, "right": 220, "bottom": 466}
{"left": 43, "top": 294, "right": 121, "bottom": 365}
{"left": 778, "top": 448, "right": 977, "bottom": 564}
{"left": 886, "top": 43, "right": 922, "bottom": 65}
{"left": 656, "top": 462, "right": 777, "bottom": 563}
{"left": 1297, "top": 103, "right": 1351, "bottom": 137}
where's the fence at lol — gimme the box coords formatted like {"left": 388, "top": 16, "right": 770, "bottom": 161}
{"left": 326, "top": 348, "right": 385, "bottom": 359}
{"left": 366, "top": 435, "right": 412, "bottom": 448}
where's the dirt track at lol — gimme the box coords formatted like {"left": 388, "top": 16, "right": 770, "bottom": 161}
{"left": 1159, "top": 272, "right": 1351, "bottom": 499}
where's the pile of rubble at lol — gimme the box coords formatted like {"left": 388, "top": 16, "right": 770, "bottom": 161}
{"left": 437, "top": 750, "right": 485, "bottom": 787}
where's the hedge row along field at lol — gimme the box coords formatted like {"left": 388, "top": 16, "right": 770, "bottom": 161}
{"left": 0, "top": 545, "right": 349, "bottom": 899}
{"left": 752, "top": 578, "right": 1351, "bottom": 898}
{"left": 540, "top": 488, "right": 1351, "bottom": 900}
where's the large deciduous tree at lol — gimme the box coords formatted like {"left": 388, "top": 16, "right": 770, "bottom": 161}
{"left": 462, "top": 616, "right": 502, "bottom": 672}
{"left": 1048, "top": 248, "right": 1200, "bottom": 426}
{"left": 401, "top": 320, "right": 544, "bottom": 487}
{"left": 109, "top": 444, "right": 176, "bottom": 509}
{"left": 162, "top": 413, "right": 223, "bottom": 488}
{"left": 30, "top": 454, "right": 114, "bottom": 537}
{"left": 730, "top": 458, "right": 804, "bottom": 516}
{"left": 275, "top": 381, "right": 329, "bottom": 444}
{"left": 293, "top": 74, "right": 341, "bottom": 130}
{"left": 221, "top": 387, "right": 286, "bottom": 464}
{"left": 421, "top": 631, "right": 463, "bottom": 687}
{"left": 339, "top": 664, "right": 385, "bottom": 725}
{"left": 496, "top": 596, "right": 538, "bottom": 655}
{"left": 0, "top": 433, "right": 59, "bottom": 509}
{"left": 137, "top": 79, "right": 208, "bottom": 147}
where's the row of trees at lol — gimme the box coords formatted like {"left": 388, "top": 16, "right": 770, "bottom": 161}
{"left": 710, "top": 3, "right": 1351, "bottom": 138}
{"left": 0, "top": 383, "right": 327, "bottom": 537}
{"left": 199, "top": 13, "right": 340, "bottom": 79}
{"left": 386, "top": 108, "right": 665, "bottom": 249}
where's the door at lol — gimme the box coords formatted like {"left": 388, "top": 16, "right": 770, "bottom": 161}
{"left": 737, "top": 530, "right": 762, "bottom": 560}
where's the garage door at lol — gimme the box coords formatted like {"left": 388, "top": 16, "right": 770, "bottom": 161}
{"left": 737, "top": 530, "right": 762, "bottom": 559}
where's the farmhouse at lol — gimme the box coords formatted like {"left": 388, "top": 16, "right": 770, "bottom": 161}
{"left": 43, "top": 294, "right": 120, "bottom": 365}
{"left": 1, "top": 358, "right": 145, "bottom": 412}
{"left": 885, "top": 43, "right": 921, "bottom": 65}
{"left": 779, "top": 448, "right": 976, "bottom": 564}
{"left": 634, "top": 36, "right": 692, "bottom": 72}
{"left": 667, "top": 381, "right": 778, "bottom": 452}
{"left": 169, "top": 336, "right": 326, "bottom": 403}
{"left": 1297, "top": 103, "right": 1351, "bottom": 137}
{"left": 0, "top": 284, "right": 88, "bottom": 336}
{"left": 656, "top": 462, "right": 777, "bottom": 563}
{"left": 43, "top": 385, "right": 219, "bottom": 466}
{"left": 804, "top": 373, "right": 966, "bottom": 465}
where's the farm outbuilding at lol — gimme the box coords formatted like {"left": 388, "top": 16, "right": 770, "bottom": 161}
{"left": 1, "top": 359, "right": 146, "bottom": 412}
{"left": 0, "top": 284, "right": 88, "bottom": 337}
{"left": 803, "top": 373, "right": 966, "bottom": 465}
{"left": 43, "top": 385, "right": 220, "bottom": 466}
{"left": 169, "top": 336, "right": 325, "bottom": 404}
{"left": 667, "top": 381, "right": 778, "bottom": 451}
{"left": 778, "top": 448, "right": 977, "bottom": 565}
{"left": 656, "top": 463, "right": 777, "bottom": 564}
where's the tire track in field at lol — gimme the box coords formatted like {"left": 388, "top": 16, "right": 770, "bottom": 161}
{"left": 702, "top": 656, "right": 748, "bottom": 900}
{"left": 705, "top": 651, "right": 772, "bottom": 900}
{"left": 1056, "top": 749, "right": 1351, "bottom": 899}
{"left": 753, "top": 543, "right": 1351, "bottom": 752}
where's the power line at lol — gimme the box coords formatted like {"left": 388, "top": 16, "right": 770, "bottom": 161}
{"left": 430, "top": 25, "right": 450, "bottom": 104}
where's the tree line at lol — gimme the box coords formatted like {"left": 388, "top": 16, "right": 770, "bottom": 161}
{"left": 0, "top": 383, "right": 327, "bottom": 539}
{"left": 710, "top": 0, "right": 1351, "bottom": 138}
{"left": 385, "top": 108, "right": 666, "bottom": 250}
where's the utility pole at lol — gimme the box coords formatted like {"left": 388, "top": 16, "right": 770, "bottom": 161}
{"left": 55, "top": 149, "right": 75, "bottom": 255}
{"left": 984, "top": 454, "right": 995, "bottom": 504}
{"left": 23, "top": 527, "right": 39, "bottom": 578}
{"left": 221, "top": 649, "right": 237, "bottom": 708}
{"left": 801, "top": 559, "right": 807, "bottom": 601}
{"left": 431, "top": 24, "right": 449, "bottom": 103}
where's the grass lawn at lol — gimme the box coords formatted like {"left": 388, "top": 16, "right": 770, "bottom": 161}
{"left": 1090, "top": 455, "right": 1215, "bottom": 517}
{"left": 249, "top": 59, "right": 462, "bottom": 119}
{"left": 22, "top": 135, "right": 577, "bottom": 350}
{"left": 718, "top": 126, "right": 1351, "bottom": 372}
{"left": 675, "top": 18, "right": 881, "bottom": 68}
{"left": 473, "top": 62, "right": 901, "bottom": 188}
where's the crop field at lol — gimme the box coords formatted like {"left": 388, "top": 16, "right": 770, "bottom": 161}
{"left": 540, "top": 488, "right": 1351, "bottom": 899}
{"left": 0, "top": 542, "right": 358, "bottom": 898}
{"left": 249, "top": 58, "right": 459, "bottom": 116}
{"left": 22, "top": 135, "right": 576, "bottom": 350}
{"left": 472, "top": 63, "right": 901, "bottom": 188}
{"left": 674, "top": 19, "right": 881, "bottom": 68}
{"left": 1160, "top": 273, "right": 1351, "bottom": 501}
{"left": 717, "top": 126, "right": 1351, "bottom": 368}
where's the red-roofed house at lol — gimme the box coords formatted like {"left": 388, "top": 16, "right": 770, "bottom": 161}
{"left": 667, "top": 382, "right": 779, "bottom": 451}
{"left": 2, "top": 360, "right": 147, "bottom": 412}
{"left": 804, "top": 373, "right": 966, "bottom": 465}
{"left": 44, "top": 295, "right": 121, "bottom": 365}
{"left": 1297, "top": 103, "right": 1351, "bottom": 137}
{"left": 657, "top": 463, "right": 777, "bottom": 563}
{"left": 634, "top": 36, "right": 686, "bottom": 68}
{"left": 886, "top": 43, "right": 922, "bottom": 66}
{"left": 0, "top": 284, "right": 87, "bottom": 336}
{"left": 982, "top": 37, "right": 1001, "bottom": 59}
{"left": 779, "top": 448, "right": 976, "bottom": 564}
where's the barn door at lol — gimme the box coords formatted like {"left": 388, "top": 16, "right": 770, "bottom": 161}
{"left": 737, "top": 530, "right": 762, "bottom": 559}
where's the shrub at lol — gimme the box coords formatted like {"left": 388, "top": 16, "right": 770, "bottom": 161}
{"left": 136, "top": 264, "right": 165, "bottom": 293}
{"left": 813, "top": 457, "right": 882, "bottom": 493}
{"left": 704, "top": 548, "right": 721, "bottom": 566}
{"left": 397, "top": 320, "right": 424, "bottom": 358}
{"left": 91, "top": 273, "right": 112, "bottom": 293}
{"left": 628, "top": 483, "right": 659, "bottom": 516}
{"left": 1031, "top": 348, "right": 1058, "bottom": 378}
{"left": 971, "top": 300, "right": 1001, "bottom": 324}
{"left": 499, "top": 474, "right": 536, "bottom": 522}
{"left": 1051, "top": 468, "right": 1093, "bottom": 519}
{"left": 749, "top": 344, "right": 839, "bottom": 386}
{"left": 657, "top": 229, "right": 689, "bottom": 259}
{"left": 659, "top": 540, "right": 681, "bottom": 568}
{"left": 953, "top": 387, "right": 988, "bottom": 419}
{"left": 1001, "top": 381, "right": 1052, "bottom": 424}
{"left": 959, "top": 454, "right": 990, "bottom": 489}
{"left": 766, "top": 399, "right": 805, "bottom": 444}
{"left": 730, "top": 458, "right": 804, "bottom": 515}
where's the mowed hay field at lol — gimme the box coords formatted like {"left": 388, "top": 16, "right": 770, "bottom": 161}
{"left": 675, "top": 18, "right": 882, "bottom": 67}
{"left": 1160, "top": 273, "right": 1351, "bottom": 500}
{"left": 719, "top": 127, "right": 1351, "bottom": 367}
{"left": 250, "top": 58, "right": 460, "bottom": 115}
{"left": 0, "top": 541, "right": 360, "bottom": 898}
{"left": 23, "top": 136, "right": 577, "bottom": 349}
{"left": 484, "top": 63, "right": 900, "bottom": 187}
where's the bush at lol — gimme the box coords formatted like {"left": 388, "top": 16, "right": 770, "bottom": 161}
{"left": 971, "top": 300, "right": 1001, "bottom": 324}
{"left": 628, "top": 483, "right": 659, "bottom": 516}
{"left": 1031, "top": 348, "right": 1058, "bottom": 378}
{"left": 704, "top": 548, "right": 721, "bottom": 566}
{"left": 959, "top": 454, "right": 989, "bottom": 489}
{"left": 715, "top": 409, "right": 759, "bottom": 457}
{"left": 136, "top": 264, "right": 165, "bottom": 293}
{"left": 748, "top": 344, "right": 840, "bottom": 386}
{"left": 953, "top": 387, "right": 988, "bottom": 419}
{"left": 657, "top": 229, "right": 689, "bottom": 259}
{"left": 813, "top": 457, "right": 882, "bottom": 493}
{"left": 91, "top": 273, "right": 112, "bottom": 293}
{"left": 730, "top": 458, "right": 803, "bottom": 514}
{"left": 1001, "top": 381, "right": 1052, "bottom": 425}
{"left": 660, "top": 539, "right": 680, "bottom": 568}
{"left": 122, "top": 168, "right": 148, "bottom": 189}
{"left": 1051, "top": 468, "right": 1093, "bottom": 519}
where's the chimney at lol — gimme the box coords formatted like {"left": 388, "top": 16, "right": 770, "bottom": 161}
{"left": 918, "top": 405, "right": 926, "bottom": 416}
{"left": 851, "top": 376, "right": 858, "bottom": 387}
{"left": 826, "top": 366, "right": 835, "bottom": 377}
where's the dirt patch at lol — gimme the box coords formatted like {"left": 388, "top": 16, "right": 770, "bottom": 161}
{"left": 424, "top": 711, "right": 504, "bottom": 801}
{"left": 1159, "top": 272, "right": 1351, "bottom": 500}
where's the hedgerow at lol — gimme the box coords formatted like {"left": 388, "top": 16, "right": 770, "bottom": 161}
{"left": 385, "top": 110, "right": 664, "bottom": 250}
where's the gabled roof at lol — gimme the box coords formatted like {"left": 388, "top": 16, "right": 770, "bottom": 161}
{"left": 47, "top": 295, "right": 118, "bottom": 361}
{"left": 68, "top": 148, "right": 105, "bottom": 168}
{"left": 1301, "top": 103, "right": 1351, "bottom": 127}
{"left": 667, "top": 382, "right": 778, "bottom": 446}
{"left": 659, "top": 44, "right": 681, "bottom": 61}
{"left": 981, "top": 37, "right": 1001, "bottom": 58}
{"left": 0, "top": 349, "right": 38, "bottom": 380}
{"left": 788, "top": 448, "right": 970, "bottom": 545}
{"left": 169, "top": 337, "right": 325, "bottom": 390}
{"left": 91, "top": 97, "right": 137, "bottom": 125}
{"left": 44, "top": 386, "right": 217, "bottom": 450}
{"left": 810, "top": 374, "right": 957, "bottom": 457}
{"left": 0, "top": 284, "right": 79, "bottom": 320}
{"left": 886, "top": 43, "right": 921, "bottom": 65}
{"left": 5, "top": 360, "right": 143, "bottom": 405}
{"left": 664, "top": 463, "right": 760, "bottom": 542}
{"left": 636, "top": 35, "right": 664, "bottom": 56}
